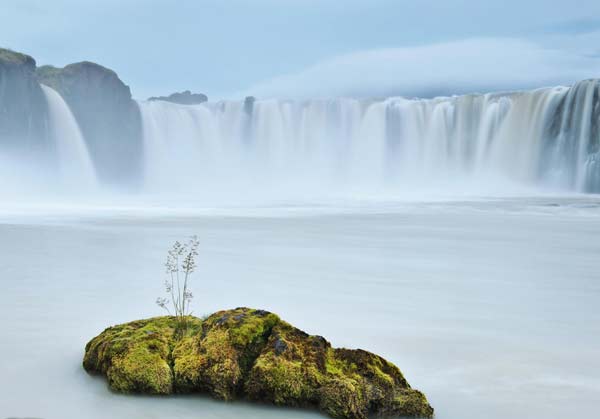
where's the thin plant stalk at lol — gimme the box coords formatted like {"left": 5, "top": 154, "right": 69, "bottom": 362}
{"left": 157, "top": 236, "right": 199, "bottom": 331}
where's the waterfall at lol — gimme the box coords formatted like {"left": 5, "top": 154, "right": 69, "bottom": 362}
{"left": 41, "top": 84, "right": 97, "bottom": 188}
{"left": 137, "top": 79, "right": 600, "bottom": 195}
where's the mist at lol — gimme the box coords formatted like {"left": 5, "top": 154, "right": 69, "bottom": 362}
{"left": 3, "top": 79, "right": 600, "bottom": 209}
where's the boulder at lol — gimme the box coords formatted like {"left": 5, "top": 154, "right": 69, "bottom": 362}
{"left": 84, "top": 308, "right": 433, "bottom": 419}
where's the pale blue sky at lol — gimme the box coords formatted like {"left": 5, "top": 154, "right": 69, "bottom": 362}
{"left": 2, "top": 0, "right": 600, "bottom": 99}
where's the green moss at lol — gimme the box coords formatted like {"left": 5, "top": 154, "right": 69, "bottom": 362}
{"left": 245, "top": 322, "right": 327, "bottom": 406}
{"left": 320, "top": 378, "right": 367, "bottom": 419}
{"left": 319, "top": 348, "right": 416, "bottom": 418}
{"left": 83, "top": 316, "right": 201, "bottom": 394}
{"left": 197, "top": 308, "right": 280, "bottom": 399}
{"left": 108, "top": 345, "right": 173, "bottom": 394}
{"left": 201, "top": 308, "right": 279, "bottom": 347}
{"left": 332, "top": 348, "right": 408, "bottom": 389}
{"left": 246, "top": 354, "right": 318, "bottom": 406}
{"left": 36, "top": 65, "right": 63, "bottom": 86}
{"left": 84, "top": 309, "right": 433, "bottom": 418}
{"left": 392, "top": 390, "right": 435, "bottom": 417}
{"left": 325, "top": 349, "right": 360, "bottom": 380}
{"left": 195, "top": 327, "right": 242, "bottom": 400}
{"left": 172, "top": 335, "right": 203, "bottom": 391}
{"left": 228, "top": 311, "right": 279, "bottom": 347}
{"left": 0, "top": 48, "right": 33, "bottom": 66}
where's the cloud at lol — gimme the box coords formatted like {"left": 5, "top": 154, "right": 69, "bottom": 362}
{"left": 241, "top": 37, "right": 600, "bottom": 99}
{"left": 546, "top": 18, "right": 600, "bottom": 35}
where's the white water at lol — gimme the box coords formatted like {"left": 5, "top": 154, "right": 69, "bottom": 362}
{"left": 2, "top": 80, "right": 598, "bottom": 201}
{"left": 41, "top": 84, "right": 97, "bottom": 189}
{"left": 138, "top": 80, "right": 600, "bottom": 198}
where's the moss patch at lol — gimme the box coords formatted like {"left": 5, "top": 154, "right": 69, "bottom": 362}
{"left": 0, "top": 47, "right": 34, "bottom": 66}
{"left": 84, "top": 316, "right": 202, "bottom": 394}
{"left": 35, "top": 65, "right": 64, "bottom": 90}
{"left": 84, "top": 308, "right": 433, "bottom": 418}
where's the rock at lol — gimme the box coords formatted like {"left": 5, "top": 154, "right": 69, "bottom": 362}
{"left": 0, "top": 48, "right": 50, "bottom": 154}
{"left": 243, "top": 95, "right": 256, "bottom": 115}
{"left": 83, "top": 308, "right": 433, "bottom": 419}
{"left": 148, "top": 90, "right": 208, "bottom": 105}
{"left": 36, "top": 61, "right": 143, "bottom": 186}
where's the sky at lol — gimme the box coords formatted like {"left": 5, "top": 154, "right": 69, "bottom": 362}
{"left": 2, "top": 0, "right": 600, "bottom": 100}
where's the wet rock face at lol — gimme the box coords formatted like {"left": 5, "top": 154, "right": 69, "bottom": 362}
{"left": 148, "top": 90, "right": 208, "bottom": 105}
{"left": 36, "top": 61, "right": 143, "bottom": 186}
{"left": 0, "top": 48, "right": 50, "bottom": 154}
{"left": 83, "top": 308, "right": 434, "bottom": 419}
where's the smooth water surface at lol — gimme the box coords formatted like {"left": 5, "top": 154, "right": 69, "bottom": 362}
{"left": 1, "top": 197, "right": 599, "bottom": 419}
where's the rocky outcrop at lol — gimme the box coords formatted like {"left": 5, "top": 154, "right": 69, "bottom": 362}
{"left": 83, "top": 308, "right": 433, "bottom": 419}
{"left": 148, "top": 90, "right": 208, "bottom": 105}
{"left": 243, "top": 95, "right": 256, "bottom": 114}
{"left": 36, "top": 62, "right": 142, "bottom": 185}
{"left": 0, "top": 48, "right": 50, "bottom": 153}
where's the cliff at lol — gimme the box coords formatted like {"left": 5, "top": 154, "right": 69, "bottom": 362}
{"left": 37, "top": 61, "right": 143, "bottom": 185}
{"left": 0, "top": 48, "right": 50, "bottom": 154}
{"left": 148, "top": 90, "right": 208, "bottom": 105}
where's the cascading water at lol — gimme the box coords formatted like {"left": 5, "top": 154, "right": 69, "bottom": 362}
{"left": 137, "top": 79, "right": 600, "bottom": 197}
{"left": 41, "top": 84, "right": 97, "bottom": 189}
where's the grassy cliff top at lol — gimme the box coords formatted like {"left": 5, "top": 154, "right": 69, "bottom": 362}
{"left": 0, "top": 47, "right": 35, "bottom": 68}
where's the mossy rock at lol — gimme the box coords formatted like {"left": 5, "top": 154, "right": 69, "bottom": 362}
{"left": 84, "top": 308, "right": 433, "bottom": 418}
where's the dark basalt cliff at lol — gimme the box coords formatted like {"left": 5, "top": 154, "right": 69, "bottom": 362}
{"left": 148, "top": 90, "right": 208, "bottom": 105}
{"left": 84, "top": 308, "right": 434, "bottom": 419}
{"left": 0, "top": 48, "right": 50, "bottom": 154}
{"left": 36, "top": 62, "right": 143, "bottom": 185}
